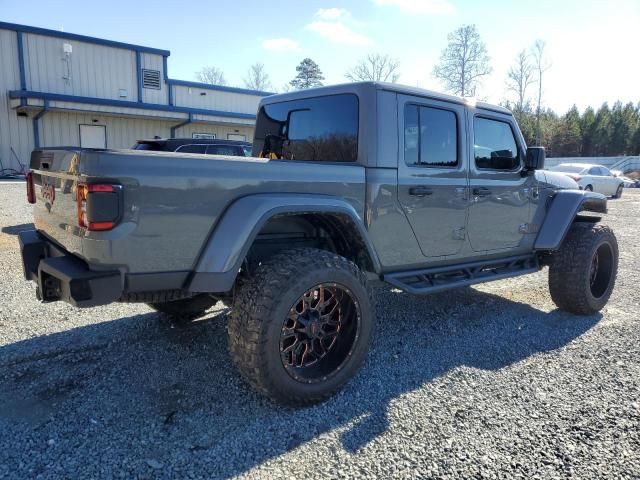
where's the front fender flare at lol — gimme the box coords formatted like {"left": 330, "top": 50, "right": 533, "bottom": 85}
{"left": 188, "top": 194, "right": 381, "bottom": 293}
{"left": 534, "top": 189, "right": 607, "bottom": 251}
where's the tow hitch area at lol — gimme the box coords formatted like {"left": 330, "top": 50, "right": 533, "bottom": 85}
{"left": 19, "top": 230, "right": 123, "bottom": 308}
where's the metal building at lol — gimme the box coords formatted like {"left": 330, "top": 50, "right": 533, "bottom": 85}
{"left": 0, "top": 21, "right": 270, "bottom": 175}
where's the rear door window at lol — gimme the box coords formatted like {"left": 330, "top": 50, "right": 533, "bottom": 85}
{"left": 254, "top": 94, "right": 358, "bottom": 162}
{"left": 175, "top": 144, "right": 207, "bottom": 154}
{"left": 404, "top": 105, "right": 458, "bottom": 167}
{"left": 206, "top": 145, "right": 240, "bottom": 156}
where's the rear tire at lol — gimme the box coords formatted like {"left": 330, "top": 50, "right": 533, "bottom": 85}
{"left": 548, "top": 223, "right": 618, "bottom": 315}
{"left": 584, "top": 185, "right": 593, "bottom": 192}
{"left": 148, "top": 294, "right": 217, "bottom": 319}
{"left": 228, "top": 248, "right": 374, "bottom": 406}
{"left": 614, "top": 184, "right": 623, "bottom": 198}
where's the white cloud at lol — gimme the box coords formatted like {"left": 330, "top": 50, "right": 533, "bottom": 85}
{"left": 261, "top": 38, "right": 301, "bottom": 52}
{"left": 306, "top": 21, "right": 372, "bottom": 46}
{"left": 372, "top": 0, "right": 455, "bottom": 15}
{"left": 306, "top": 8, "right": 372, "bottom": 46}
{"left": 315, "top": 7, "right": 350, "bottom": 21}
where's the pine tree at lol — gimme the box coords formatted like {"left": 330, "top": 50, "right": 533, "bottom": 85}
{"left": 592, "top": 103, "right": 613, "bottom": 155}
{"left": 580, "top": 107, "right": 596, "bottom": 156}
{"left": 290, "top": 58, "right": 325, "bottom": 90}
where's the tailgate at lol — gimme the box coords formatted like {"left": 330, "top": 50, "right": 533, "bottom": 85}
{"left": 30, "top": 149, "right": 85, "bottom": 256}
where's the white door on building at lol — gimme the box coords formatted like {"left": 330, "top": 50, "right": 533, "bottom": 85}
{"left": 227, "top": 133, "right": 246, "bottom": 141}
{"left": 79, "top": 125, "right": 107, "bottom": 148}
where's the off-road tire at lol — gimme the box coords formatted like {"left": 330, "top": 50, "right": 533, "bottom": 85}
{"left": 614, "top": 184, "right": 623, "bottom": 199}
{"left": 549, "top": 223, "right": 618, "bottom": 315}
{"left": 228, "top": 248, "right": 374, "bottom": 406}
{"left": 148, "top": 294, "right": 217, "bottom": 319}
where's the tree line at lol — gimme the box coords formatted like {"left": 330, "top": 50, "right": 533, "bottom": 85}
{"left": 194, "top": 25, "right": 639, "bottom": 157}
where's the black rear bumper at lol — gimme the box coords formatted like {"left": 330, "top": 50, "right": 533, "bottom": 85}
{"left": 19, "top": 230, "right": 123, "bottom": 308}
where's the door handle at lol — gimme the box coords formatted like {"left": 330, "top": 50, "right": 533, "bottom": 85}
{"left": 409, "top": 186, "right": 433, "bottom": 197}
{"left": 472, "top": 187, "right": 491, "bottom": 197}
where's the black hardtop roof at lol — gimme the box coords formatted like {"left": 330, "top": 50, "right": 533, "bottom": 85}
{"left": 259, "top": 81, "right": 511, "bottom": 116}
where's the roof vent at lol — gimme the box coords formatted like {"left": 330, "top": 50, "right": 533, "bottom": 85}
{"left": 142, "top": 69, "right": 161, "bottom": 90}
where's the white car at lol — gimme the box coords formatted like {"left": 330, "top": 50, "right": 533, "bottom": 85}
{"left": 548, "top": 163, "right": 624, "bottom": 198}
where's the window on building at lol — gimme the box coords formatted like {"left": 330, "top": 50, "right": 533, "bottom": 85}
{"left": 404, "top": 105, "right": 458, "bottom": 167}
{"left": 474, "top": 117, "right": 520, "bottom": 170}
{"left": 254, "top": 94, "right": 359, "bottom": 162}
{"left": 193, "top": 133, "right": 216, "bottom": 139}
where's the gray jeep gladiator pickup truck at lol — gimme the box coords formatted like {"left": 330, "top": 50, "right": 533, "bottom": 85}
{"left": 19, "top": 82, "right": 618, "bottom": 405}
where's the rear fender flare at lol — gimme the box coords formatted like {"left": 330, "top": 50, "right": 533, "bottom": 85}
{"left": 188, "top": 194, "right": 381, "bottom": 292}
{"left": 534, "top": 190, "right": 607, "bottom": 251}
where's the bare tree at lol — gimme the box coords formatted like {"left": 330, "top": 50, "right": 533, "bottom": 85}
{"left": 243, "top": 63, "right": 273, "bottom": 91}
{"left": 433, "top": 24, "right": 492, "bottom": 97}
{"left": 345, "top": 53, "right": 401, "bottom": 83}
{"left": 531, "top": 40, "right": 551, "bottom": 144}
{"left": 506, "top": 49, "right": 535, "bottom": 111}
{"left": 195, "top": 66, "right": 227, "bottom": 86}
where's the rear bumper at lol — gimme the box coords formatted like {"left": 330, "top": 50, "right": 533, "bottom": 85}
{"left": 19, "top": 230, "right": 123, "bottom": 308}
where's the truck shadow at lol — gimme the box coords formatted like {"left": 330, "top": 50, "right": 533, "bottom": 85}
{"left": 0, "top": 286, "right": 601, "bottom": 478}
{"left": 1, "top": 223, "right": 34, "bottom": 235}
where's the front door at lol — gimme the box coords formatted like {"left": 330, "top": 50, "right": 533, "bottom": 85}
{"left": 467, "top": 113, "right": 534, "bottom": 252}
{"left": 397, "top": 95, "right": 468, "bottom": 257}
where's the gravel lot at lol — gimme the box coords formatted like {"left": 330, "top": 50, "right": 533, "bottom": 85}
{"left": 0, "top": 182, "right": 638, "bottom": 479}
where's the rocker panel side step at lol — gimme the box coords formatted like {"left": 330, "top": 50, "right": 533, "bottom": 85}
{"left": 383, "top": 254, "right": 540, "bottom": 295}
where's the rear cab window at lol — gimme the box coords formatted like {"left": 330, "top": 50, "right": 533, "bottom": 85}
{"left": 254, "top": 94, "right": 359, "bottom": 162}
{"left": 473, "top": 117, "right": 520, "bottom": 171}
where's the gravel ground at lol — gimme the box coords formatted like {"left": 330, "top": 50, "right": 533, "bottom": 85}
{"left": 0, "top": 183, "right": 638, "bottom": 479}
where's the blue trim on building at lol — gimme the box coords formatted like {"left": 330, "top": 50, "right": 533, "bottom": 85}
{"left": 170, "top": 113, "right": 193, "bottom": 137}
{"left": 9, "top": 90, "right": 257, "bottom": 120}
{"left": 166, "top": 79, "right": 274, "bottom": 97}
{"left": 33, "top": 100, "right": 50, "bottom": 148}
{"left": 0, "top": 21, "right": 170, "bottom": 56}
{"left": 135, "top": 51, "right": 143, "bottom": 103}
{"left": 16, "top": 31, "right": 27, "bottom": 90}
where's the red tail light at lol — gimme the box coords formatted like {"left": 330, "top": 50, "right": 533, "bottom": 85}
{"left": 26, "top": 171, "right": 36, "bottom": 204}
{"left": 76, "top": 183, "right": 120, "bottom": 231}
{"left": 568, "top": 174, "right": 581, "bottom": 182}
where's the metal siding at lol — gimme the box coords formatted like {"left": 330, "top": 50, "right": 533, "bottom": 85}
{"left": 0, "top": 25, "right": 264, "bottom": 172}
{"left": 38, "top": 111, "right": 178, "bottom": 148}
{"left": 22, "top": 33, "right": 137, "bottom": 101}
{"left": 173, "top": 85, "right": 260, "bottom": 115}
{"left": 0, "top": 28, "right": 33, "bottom": 172}
{"left": 140, "top": 53, "right": 166, "bottom": 105}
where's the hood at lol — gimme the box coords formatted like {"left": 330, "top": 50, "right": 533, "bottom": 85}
{"left": 536, "top": 170, "right": 580, "bottom": 190}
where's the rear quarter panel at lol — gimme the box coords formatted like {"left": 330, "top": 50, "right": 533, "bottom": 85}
{"left": 38, "top": 150, "right": 367, "bottom": 273}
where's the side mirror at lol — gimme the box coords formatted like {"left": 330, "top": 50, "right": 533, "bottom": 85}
{"left": 525, "top": 146, "right": 545, "bottom": 170}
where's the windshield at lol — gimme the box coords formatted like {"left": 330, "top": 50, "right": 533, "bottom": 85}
{"left": 550, "top": 164, "right": 585, "bottom": 173}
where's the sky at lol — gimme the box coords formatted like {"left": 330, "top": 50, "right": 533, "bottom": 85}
{"left": 1, "top": 0, "right": 639, "bottom": 113}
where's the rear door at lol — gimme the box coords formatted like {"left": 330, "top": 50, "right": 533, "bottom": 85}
{"left": 598, "top": 166, "right": 617, "bottom": 195}
{"left": 467, "top": 112, "right": 535, "bottom": 252}
{"left": 397, "top": 95, "right": 468, "bottom": 257}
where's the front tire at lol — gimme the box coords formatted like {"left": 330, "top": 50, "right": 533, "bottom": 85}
{"left": 548, "top": 223, "right": 618, "bottom": 315}
{"left": 228, "top": 248, "right": 374, "bottom": 406}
